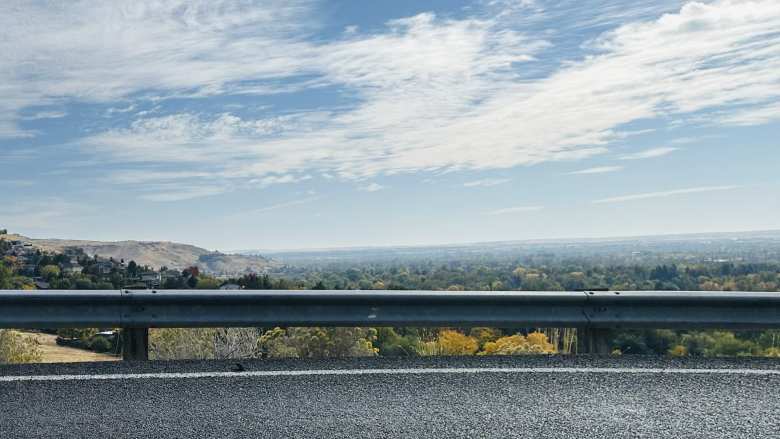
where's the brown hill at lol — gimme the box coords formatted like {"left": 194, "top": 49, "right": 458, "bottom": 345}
{"left": 1, "top": 233, "right": 273, "bottom": 275}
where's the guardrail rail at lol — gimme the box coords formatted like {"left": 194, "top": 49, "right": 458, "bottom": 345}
{"left": 1, "top": 290, "right": 779, "bottom": 359}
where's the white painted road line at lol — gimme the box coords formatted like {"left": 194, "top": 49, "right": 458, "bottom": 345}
{"left": 2, "top": 367, "right": 780, "bottom": 383}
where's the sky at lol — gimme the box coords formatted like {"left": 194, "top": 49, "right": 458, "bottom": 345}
{"left": 1, "top": 0, "right": 779, "bottom": 251}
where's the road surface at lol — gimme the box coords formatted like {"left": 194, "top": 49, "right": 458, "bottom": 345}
{"left": 2, "top": 356, "right": 779, "bottom": 438}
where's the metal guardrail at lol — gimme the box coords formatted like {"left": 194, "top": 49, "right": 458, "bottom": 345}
{"left": 1, "top": 290, "right": 779, "bottom": 359}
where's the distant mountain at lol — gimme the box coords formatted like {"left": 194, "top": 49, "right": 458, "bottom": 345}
{"left": 1, "top": 233, "right": 273, "bottom": 275}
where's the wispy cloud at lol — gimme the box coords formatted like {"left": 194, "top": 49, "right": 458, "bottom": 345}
{"left": 619, "top": 147, "right": 677, "bottom": 160}
{"left": 463, "top": 178, "right": 511, "bottom": 187}
{"left": 593, "top": 185, "right": 739, "bottom": 204}
{"left": 250, "top": 174, "right": 312, "bottom": 187}
{"left": 359, "top": 183, "right": 385, "bottom": 192}
{"left": 569, "top": 166, "right": 623, "bottom": 175}
{"left": 248, "top": 196, "right": 322, "bottom": 214}
{"left": 718, "top": 102, "right": 780, "bottom": 126}
{"left": 486, "top": 205, "right": 544, "bottom": 215}
{"left": 21, "top": 111, "right": 67, "bottom": 120}
{"left": 139, "top": 186, "right": 227, "bottom": 202}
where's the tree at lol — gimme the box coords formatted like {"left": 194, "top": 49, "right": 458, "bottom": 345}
{"left": 431, "top": 330, "right": 479, "bottom": 356}
{"left": 258, "top": 327, "right": 378, "bottom": 358}
{"left": 195, "top": 276, "right": 220, "bottom": 289}
{"left": 469, "top": 327, "right": 503, "bottom": 348}
{"left": 375, "top": 327, "right": 422, "bottom": 356}
{"left": 127, "top": 260, "right": 138, "bottom": 277}
{"left": 40, "top": 265, "right": 61, "bottom": 281}
{"left": 479, "top": 332, "right": 556, "bottom": 355}
{"left": 0, "top": 260, "right": 14, "bottom": 289}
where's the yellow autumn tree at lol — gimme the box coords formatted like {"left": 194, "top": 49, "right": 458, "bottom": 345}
{"left": 469, "top": 327, "right": 503, "bottom": 348}
{"left": 428, "top": 330, "right": 479, "bottom": 355}
{"left": 479, "top": 332, "right": 556, "bottom": 355}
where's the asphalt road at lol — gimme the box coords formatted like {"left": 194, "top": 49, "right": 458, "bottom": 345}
{"left": 2, "top": 356, "right": 779, "bottom": 438}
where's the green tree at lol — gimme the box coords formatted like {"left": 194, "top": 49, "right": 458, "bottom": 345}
{"left": 258, "top": 327, "right": 378, "bottom": 358}
{"left": 375, "top": 327, "right": 422, "bottom": 356}
{"left": 40, "top": 264, "right": 61, "bottom": 281}
{"left": 127, "top": 260, "right": 138, "bottom": 277}
{"left": 195, "top": 276, "right": 221, "bottom": 289}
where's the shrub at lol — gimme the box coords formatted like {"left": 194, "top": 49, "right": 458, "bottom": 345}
{"left": 259, "top": 327, "right": 378, "bottom": 358}
{"left": 469, "top": 327, "right": 503, "bottom": 348}
{"left": 0, "top": 330, "right": 42, "bottom": 364}
{"left": 423, "top": 330, "right": 478, "bottom": 356}
{"left": 479, "top": 332, "right": 556, "bottom": 355}
{"left": 88, "top": 336, "right": 113, "bottom": 353}
{"left": 681, "top": 331, "right": 757, "bottom": 357}
{"left": 375, "top": 327, "right": 422, "bottom": 356}
{"left": 763, "top": 347, "right": 780, "bottom": 358}
{"left": 149, "top": 328, "right": 219, "bottom": 360}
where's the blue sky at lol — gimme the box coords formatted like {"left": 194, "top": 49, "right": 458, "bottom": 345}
{"left": 1, "top": 0, "right": 779, "bottom": 251}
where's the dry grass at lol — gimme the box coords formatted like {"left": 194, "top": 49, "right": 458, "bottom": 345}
{"left": 17, "top": 331, "right": 119, "bottom": 363}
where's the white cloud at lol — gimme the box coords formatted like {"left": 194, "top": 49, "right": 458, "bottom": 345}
{"left": 2, "top": 0, "right": 779, "bottom": 199}
{"left": 568, "top": 166, "right": 623, "bottom": 175}
{"left": 21, "top": 111, "right": 67, "bottom": 120}
{"left": 359, "top": 183, "right": 385, "bottom": 192}
{"left": 487, "top": 205, "right": 544, "bottom": 215}
{"left": 463, "top": 178, "right": 511, "bottom": 187}
{"left": 718, "top": 102, "right": 780, "bottom": 126}
{"left": 593, "top": 185, "right": 739, "bottom": 204}
{"left": 619, "top": 147, "right": 677, "bottom": 160}
{"left": 140, "top": 186, "right": 226, "bottom": 202}
{"left": 247, "top": 196, "right": 321, "bottom": 214}
{"left": 250, "top": 174, "right": 312, "bottom": 187}
{"left": 0, "top": 0, "right": 316, "bottom": 138}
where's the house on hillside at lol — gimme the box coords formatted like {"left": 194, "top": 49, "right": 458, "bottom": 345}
{"left": 161, "top": 268, "right": 182, "bottom": 282}
{"left": 141, "top": 272, "right": 162, "bottom": 288}
{"left": 61, "top": 262, "right": 83, "bottom": 275}
{"left": 95, "top": 260, "right": 122, "bottom": 275}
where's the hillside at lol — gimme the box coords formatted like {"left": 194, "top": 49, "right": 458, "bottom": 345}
{"left": 1, "top": 234, "right": 273, "bottom": 275}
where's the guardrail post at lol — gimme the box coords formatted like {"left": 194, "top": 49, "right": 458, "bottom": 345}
{"left": 577, "top": 327, "right": 611, "bottom": 355}
{"left": 122, "top": 327, "right": 149, "bottom": 361}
